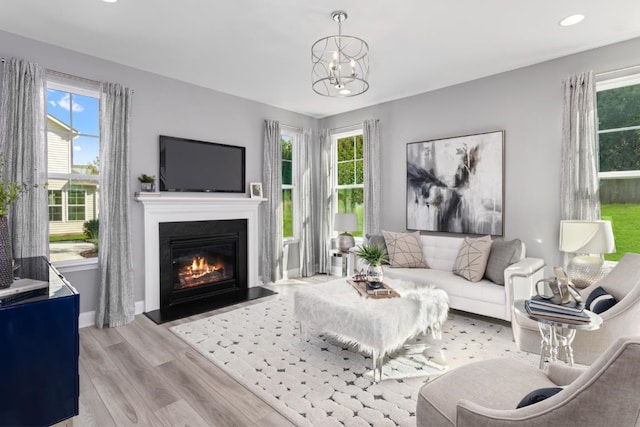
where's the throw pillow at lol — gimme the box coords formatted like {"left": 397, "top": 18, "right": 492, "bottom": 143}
{"left": 484, "top": 238, "right": 523, "bottom": 285}
{"left": 452, "top": 235, "right": 492, "bottom": 282}
{"left": 382, "top": 230, "right": 428, "bottom": 268}
{"left": 365, "top": 234, "right": 389, "bottom": 264}
{"left": 516, "top": 387, "right": 563, "bottom": 408}
{"left": 585, "top": 286, "right": 618, "bottom": 314}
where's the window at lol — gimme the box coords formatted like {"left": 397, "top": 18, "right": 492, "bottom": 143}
{"left": 333, "top": 129, "right": 364, "bottom": 237}
{"left": 281, "top": 131, "right": 296, "bottom": 239}
{"left": 46, "top": 80, "right": 100, "bottom": 263}
{"left": 596, "top": 74, "right": 640, "bottom": 260}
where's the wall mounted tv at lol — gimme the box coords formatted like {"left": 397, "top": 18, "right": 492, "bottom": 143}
{"left": 159, "top": 135, "right": 246, "bottom": 193}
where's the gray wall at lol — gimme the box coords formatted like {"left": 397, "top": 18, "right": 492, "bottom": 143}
{"left": 320, "top": 37, "right": 640, "bottom": 272}
{"left": 0, "top": 29, "right": 317, "bottom": 314}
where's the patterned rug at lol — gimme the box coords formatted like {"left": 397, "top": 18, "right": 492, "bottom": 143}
{"left": 171, "top": 294, "right": 539, "bottom": 427}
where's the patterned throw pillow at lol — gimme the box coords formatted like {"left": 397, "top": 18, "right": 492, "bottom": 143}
{"left": 453, "top": 235, "right": 493, "bottom": 282}
{"left": 585, "top": 286, "right": 618, "bottom": 314}
{"left": 382, "top": 230, "right": 428, "bottom": 268}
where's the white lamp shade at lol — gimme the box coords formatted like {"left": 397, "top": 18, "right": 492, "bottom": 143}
{"left": 559, "top": 220, "right": 616, "bottom": 254}
{"left": 334, "top": 213, "right": 358, "bottom": 232}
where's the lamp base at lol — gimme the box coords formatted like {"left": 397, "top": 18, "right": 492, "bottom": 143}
{"left": 337, "top": 233, "right": 355, "bottom": 253}
{"left": 566, "top": 255, "right": 606, "bottom": 288}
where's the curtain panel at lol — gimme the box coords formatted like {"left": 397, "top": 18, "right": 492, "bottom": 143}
{"left": 318, "top": 129, "right": 333, "bottom": 274}
{"left": 297, "top": 128, "right": 316, "bottom": 277}
{"left": 363, "top": 119, "right": 381, "bottom": 236}
{"left": 0, "top": 57, "right": 48, "bottom": 258}
{"left": 261, "top": 120, "right": 283, "bottom": 283}
{"left": 560, "top": 71, "right": 600, "bottom": 221}
{"left": 96, "top": 82, "right": 135, "bottom": 328}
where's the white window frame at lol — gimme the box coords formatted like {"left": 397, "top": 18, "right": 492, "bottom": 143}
{"left": 596, "top": 73, "right": 640, "bottom": 181}
{"left": 331, "top": 127, "right": 364, "bottom": 238}
{"left": 281, "top": 127, "right": 299, "bottom": 243}
{"left": 46, "top": 78, "right": 100, "bottom": 271}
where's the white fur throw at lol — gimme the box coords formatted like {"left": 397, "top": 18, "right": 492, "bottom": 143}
{"left": 293, "top": 278, "right": 449, "bottom": 357}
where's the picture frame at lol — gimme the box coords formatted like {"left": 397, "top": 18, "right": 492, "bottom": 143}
{"left": 249, "top": 182, "right": 263, "bottom": 199}
{"left": 406, "top": 130, "right": 504, "bottom": 236}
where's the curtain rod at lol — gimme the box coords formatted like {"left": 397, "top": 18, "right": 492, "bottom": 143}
{"left": 330, "top": 123, "right": 361, "bottom": 132}
{"left": 596, "top": 64, "right": 640, "bottom": 77}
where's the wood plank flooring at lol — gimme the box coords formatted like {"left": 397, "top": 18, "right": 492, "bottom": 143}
{"left": 54, "top": 275, "right": 332, "bottom": 427}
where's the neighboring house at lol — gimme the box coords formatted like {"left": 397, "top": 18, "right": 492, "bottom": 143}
{"left": 47, "top": 114, "right": 99, "bottom": 236}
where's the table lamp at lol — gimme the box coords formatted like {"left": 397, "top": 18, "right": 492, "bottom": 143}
{"left": 334, "top": 213, "right": 358, "bottom": 253}
{"left": 559, "top": 220, "right": 616, "bottom": 288}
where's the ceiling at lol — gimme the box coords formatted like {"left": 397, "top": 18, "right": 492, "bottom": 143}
{"left": 2, "top": 1, "right": 640, "bottom": 118}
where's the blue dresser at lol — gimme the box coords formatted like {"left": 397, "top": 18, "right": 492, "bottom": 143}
{"left": 0, "top": 257, "right": 80, "bottom": 426}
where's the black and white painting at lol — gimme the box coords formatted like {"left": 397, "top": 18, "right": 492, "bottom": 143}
{"left": 406, "top": 130, "right": 504, "bottom": 235}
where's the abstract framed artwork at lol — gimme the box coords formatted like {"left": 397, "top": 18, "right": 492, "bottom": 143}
{"left": 406, "top": 130, "right": 504, "bottom": 236}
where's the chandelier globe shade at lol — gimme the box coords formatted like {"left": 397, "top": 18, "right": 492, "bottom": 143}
{"left": 311, "top": 10, "right": 370, "bottom": 97}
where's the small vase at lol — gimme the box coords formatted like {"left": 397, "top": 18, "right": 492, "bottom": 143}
{"left": 141, "top": 182, "right": 156, "bottom": 192}
{"left": 0, "top": 215, "right": 13, "bottom": 289}
{"left": 366, "top": 263, "right": 384, "bottom": 284}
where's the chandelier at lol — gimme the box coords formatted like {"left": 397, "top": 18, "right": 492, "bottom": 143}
{"left": 311, "top": 10, "right": 370, "bottom": 97}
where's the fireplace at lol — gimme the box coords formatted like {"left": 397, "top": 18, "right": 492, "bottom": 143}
{"left": 159, "top": 219, "right": 248, "bottom": 312}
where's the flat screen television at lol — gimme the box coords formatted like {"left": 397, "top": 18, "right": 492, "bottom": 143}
{"left": 159, "top": 135, "right": 246, "bottom": 193}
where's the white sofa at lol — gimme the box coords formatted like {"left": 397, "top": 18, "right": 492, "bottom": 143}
{"left": 351, "top": 234, "right": 545, "bottom": 321}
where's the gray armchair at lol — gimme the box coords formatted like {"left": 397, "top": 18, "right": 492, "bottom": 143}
{"left": 416, "top": 336, "right": 640, "bottom": 427}
{"left": 512, "top": 252, "right": 640, "bottom": 365}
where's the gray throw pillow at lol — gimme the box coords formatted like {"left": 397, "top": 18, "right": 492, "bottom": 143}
{"left": 365, "top": 234, "right": 389, "bottom": 264}
{"left": 484, "top": 238, "right": 522, "bottom": 285}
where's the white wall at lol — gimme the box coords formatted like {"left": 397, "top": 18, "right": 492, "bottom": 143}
{"left": 320, "top": 36, "right": 640, "bottom": 272}
{"left": 0, "top": 29, "right": 317, "bottom": 315}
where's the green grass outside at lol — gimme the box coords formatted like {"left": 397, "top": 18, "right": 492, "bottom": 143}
{"left": 49, "top": 233, "right": 86, "bottom": 243}
{"left": 601, "top": 203, "right": 640, "bottom": 261}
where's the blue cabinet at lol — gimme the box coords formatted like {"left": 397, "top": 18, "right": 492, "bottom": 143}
{"left": 0, "top": 257, "right": 79, "bottom": 426}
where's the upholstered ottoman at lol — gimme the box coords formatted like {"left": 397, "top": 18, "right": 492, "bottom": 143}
{"left": 293, "top": 278, "right": 449, "bottom": 381}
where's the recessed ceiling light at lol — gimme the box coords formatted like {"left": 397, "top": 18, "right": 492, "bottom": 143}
{"left": 560, "top": 14, "right": 585, "bottom": 27}
{"left": 102, "top": 0, "right": 118, "bottom": 3}
{"left": 339, "top": 89, "right": 351, "bottom": 96}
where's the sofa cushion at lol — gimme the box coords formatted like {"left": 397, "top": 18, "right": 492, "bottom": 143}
{"left": 585, "top": 286, "right": 618, "bottom": 314}
{"left": 453, "top": 235, "right": 492, "bottom": 282}
{"left": 382, "top": 230, "right": 428, "bottom": 268}
{"left": 484, "top": 238, "right": 522, "bottom": 285}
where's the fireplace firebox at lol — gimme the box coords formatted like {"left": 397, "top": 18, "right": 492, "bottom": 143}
{"left": 159, "top": 219, "right": 248, "bottom": 312}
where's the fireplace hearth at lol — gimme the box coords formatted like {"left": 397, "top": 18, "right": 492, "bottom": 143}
{"left": 145, "top": 218, "right": 275, "bottom": 324}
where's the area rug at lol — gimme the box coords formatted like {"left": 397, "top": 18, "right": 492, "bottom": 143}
{"left": 171, "top": 294, "right": 539, "bottom": 427}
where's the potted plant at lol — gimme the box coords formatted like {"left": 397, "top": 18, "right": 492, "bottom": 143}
{"left": 138, "top": 174, "right": 156, "bottom": 192}
{"left": 0, "top": 155, "right": 30, "bottom": 288}
{"left": 354, "top": 243, "right": 389, "bottom": 285}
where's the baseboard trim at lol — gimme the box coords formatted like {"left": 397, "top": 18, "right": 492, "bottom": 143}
{"left": 79, "top": 300, "right": 145, "bottom": 328}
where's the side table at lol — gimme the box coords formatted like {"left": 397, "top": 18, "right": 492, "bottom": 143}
{"left": 330, "top": 249, "right": 349, "bottom": 277}
{"left": 513, "top": 300, "right": 602, "bottom": 369}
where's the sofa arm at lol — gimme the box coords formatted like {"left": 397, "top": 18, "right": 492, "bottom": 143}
{"left": 547, "top": 363, "right": 586, "bottom": 386}
{"left": 503, "top": 258, "right": 545, "bottom": 320}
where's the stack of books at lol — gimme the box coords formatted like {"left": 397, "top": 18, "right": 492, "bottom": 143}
{"left": 525, "top": 295, "right": 589, "bottom": 324}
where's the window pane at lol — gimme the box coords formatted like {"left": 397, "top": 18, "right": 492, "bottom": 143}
{"left": 599, "top": 129, "right": 640, "bottom": 172}
{"left": 337, "top": 137, "right": 355, "bottom": 161}
{"left": 71, "top": 94, "right": 100, "bottom": 135}
{"left": 355, "top": 159, "right": 364, "bottom": 184}
{"left": 282, "top": 160, "right": 293, "bottom": 185}
{"left": 337, "top": 161, "right": 355, "bottom": 185}
{"left": 72, "top": 136, "right": 100, "bottom": 175}
{"left": 355, "top": 135, "right": 363, "bottom": 159}
{"left": 282, "top": 189, "right": 293, "bottom": 238}
{"left": 48, "top": 179, "right": 99, "bottom": 262}
{"left": 337, "top": 188, "right": 364, "bottom": 237}
{"left": 597, "top": 85, "right": 640, "bottom": 131}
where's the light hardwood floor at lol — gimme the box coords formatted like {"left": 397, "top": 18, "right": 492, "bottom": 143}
{"left": 54, "top": 275, "right": 333, "bottom": 427}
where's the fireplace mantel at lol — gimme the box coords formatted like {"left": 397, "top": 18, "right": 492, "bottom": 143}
{"left": 135, "top": 194, "right": 265, "bottom": 312}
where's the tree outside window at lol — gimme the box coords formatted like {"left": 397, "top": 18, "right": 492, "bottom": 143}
{"left": 281, "top": 134, "right": 294, "bottom": 238}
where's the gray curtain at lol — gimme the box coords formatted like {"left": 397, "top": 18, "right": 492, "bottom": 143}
{"left": 560, "top": 71, "right": 600, "bottom": 221}
{"left": 96, "top": 82, "right": 134, "bottom": 328}
{"left": 261, "top": 120, "right": 283, "bottom": 283}
{"left": 0, "top": 58, "right": 48, "bottom": 258}
{"left": 363, "top": 119, "right": 381, "bottom": 236}
{"left": 318, "top": 129, "right": 333, "bottom": 274}
{"left": 297, "top": 128, "right": 316, "bottom": 277}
